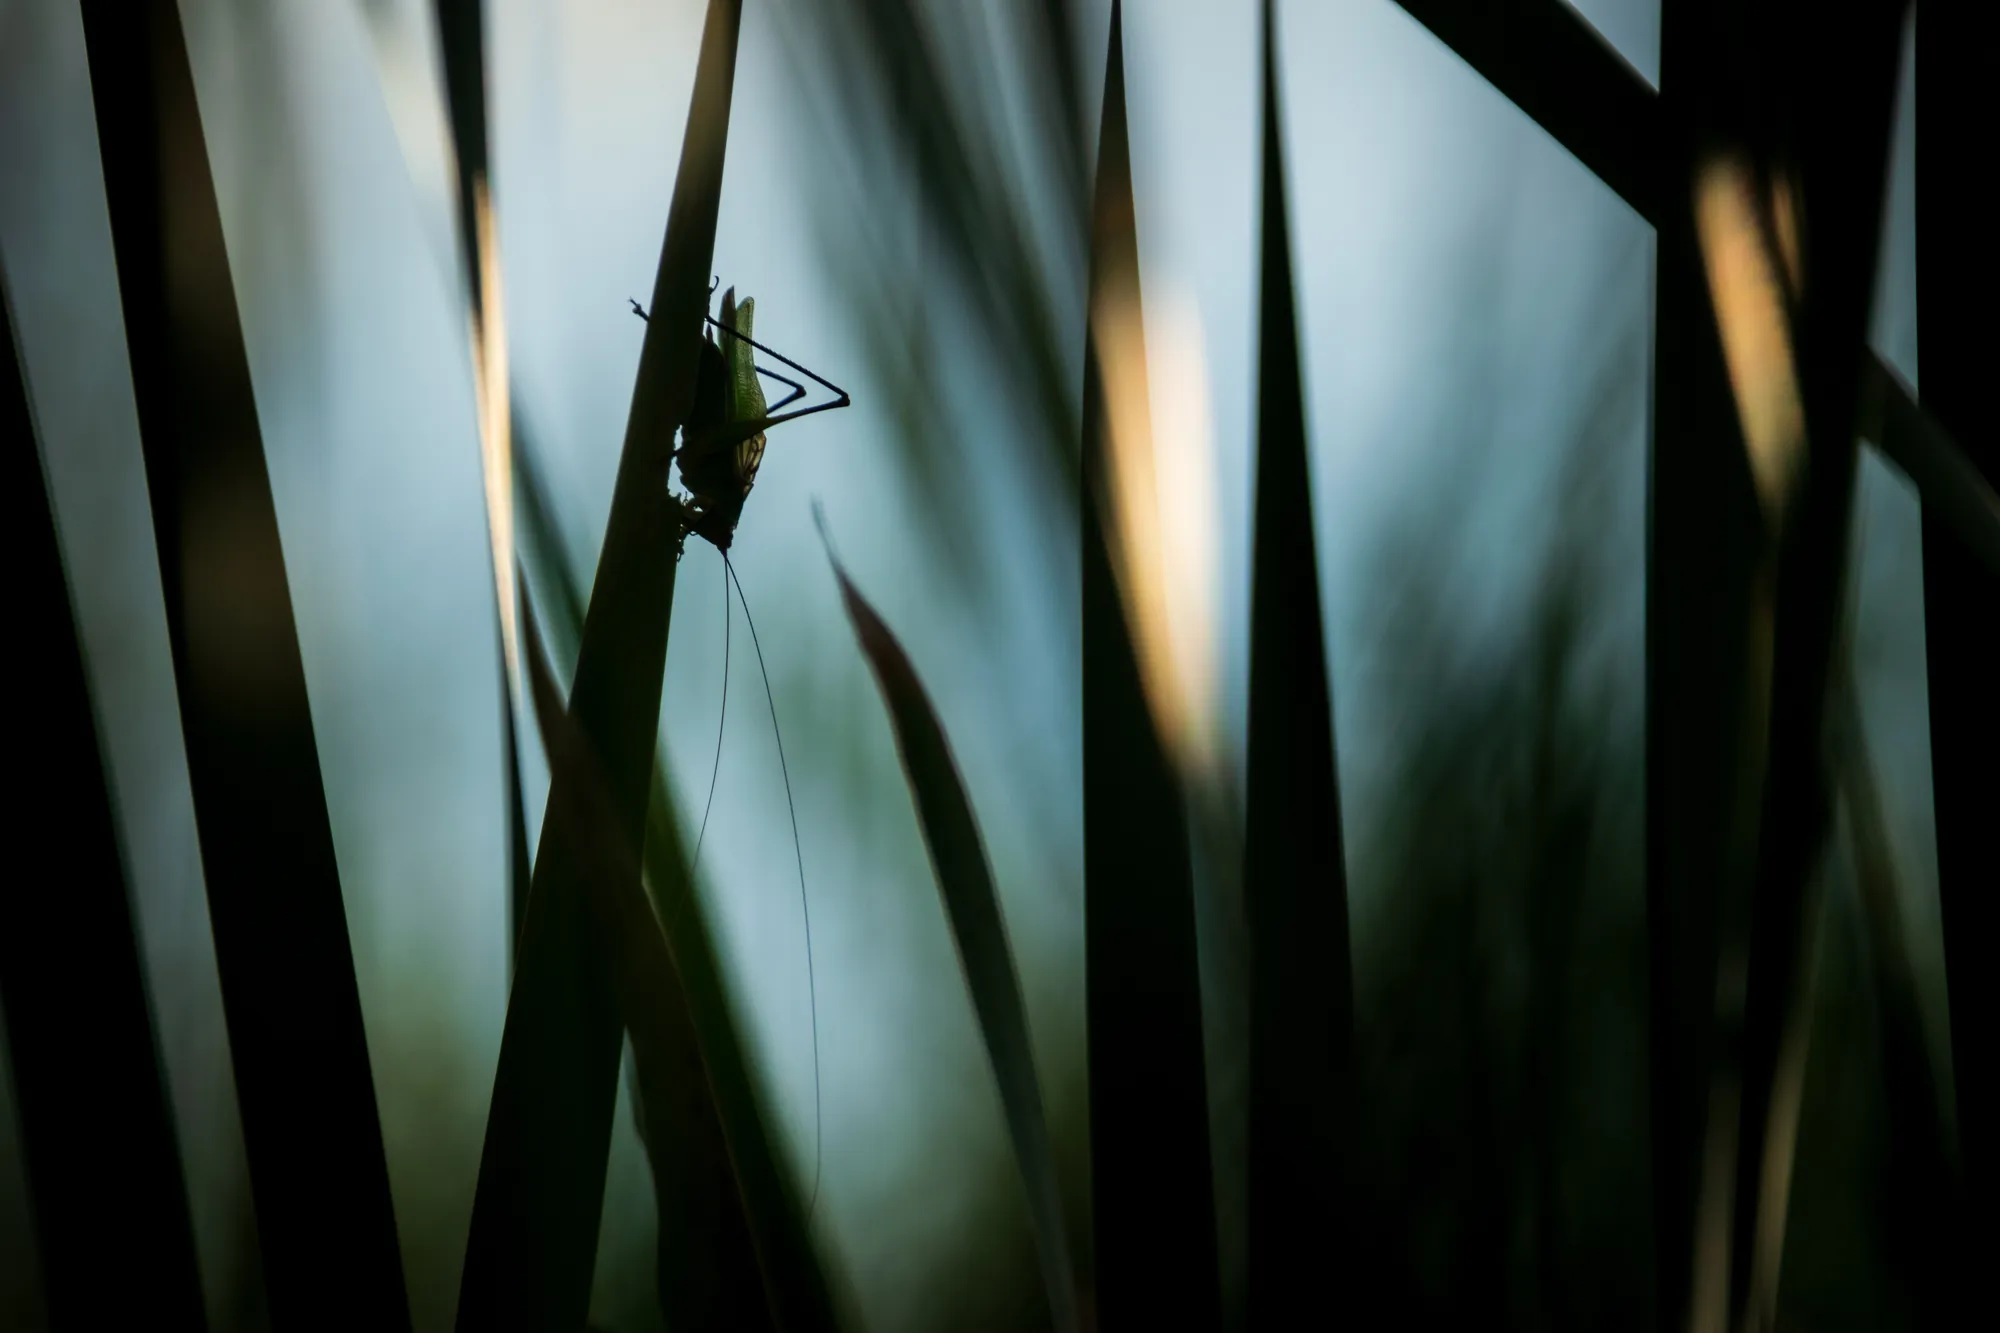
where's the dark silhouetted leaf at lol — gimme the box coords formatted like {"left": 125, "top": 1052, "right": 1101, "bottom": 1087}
{"left": 512, "top": 426, "right": 842, "bottom": 1332}
{"left": 3, "top": 240, "right": 208, "bottom": 1333}
{"left": 1915, "top": 0, "right": 1996, "bottom": 1265}
{"left": 1241, "top": 2, "right": 1357, "bottom": 1325}
{"left": 456, "top": 2, "right": 744, "bottom": 1327}
{"left": 515, "top": 583, "right": 773, "bottom": 1332}
{"left": 76, "top": 4, "right": 413, "bottom": 1326}
{"left": 1080, "top": 5, "right": 1220, "bottom": 1328}
{"left": 817, "top": 512, "right": 1080, "bottom": 1333}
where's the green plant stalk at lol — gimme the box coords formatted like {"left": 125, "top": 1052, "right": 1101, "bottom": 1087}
{"left": 76, "top": 4, "right": 414, "bottom": 1327}
{"left": 1081, "top": 5, "right": 1221, "bottom": 1327}
{"left": 454, "top": 2, "right": 743, "bottom": 1327}
{"left": 3, "top": 255, "right": 209, "bottom": 1333}
{"left": 516, "top": 588, "right": 774, "bottom": 1330}
{"left": 512, "top": 433, "right": 842, "bottom": 1332}
{"left": 1241, "top": 3, "right": 1357, "bottom": 1326}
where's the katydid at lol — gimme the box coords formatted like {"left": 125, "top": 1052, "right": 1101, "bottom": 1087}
{"left": 626, "top": 281, "right": 845, "bottom": 1220}
{"left": 630, "top": 280, "right": 850, "bottom": 552}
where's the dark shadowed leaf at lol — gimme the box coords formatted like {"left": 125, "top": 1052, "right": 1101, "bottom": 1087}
{"left": 1915, "top": 0, "right": 1996, "bottom": 1266}
{"left": 3, "top": 250, "right": 208, "bottom": 1333}
{"left": 75, "top": 4, "right": 413, "bottom": 1326}
{"left": 512, "top": 426, "right": 843, "bottom": 1332}
{"left": 1079, "top": 5, "right": 1221, "bottom": 1327}
{"left": 455, "top": 2, "right": 745, "bottom": 1327}
{"left": 1240, "top": 2, "right": 1357, "bottom": 1324}
{"left": 817, "top": 512, "right": 1080, "bottom": 1333}
{"left": 515, "top": 584, "right": 774, "bottom": 1332}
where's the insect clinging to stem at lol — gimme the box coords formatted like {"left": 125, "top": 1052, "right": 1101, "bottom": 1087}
{"left": 627, "top": 281, "right": 847, "bottom": 1220}
{"left": 631, "top": 279, "right": 850, "bottom": 553}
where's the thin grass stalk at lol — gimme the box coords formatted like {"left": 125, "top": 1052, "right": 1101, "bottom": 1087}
{"left": 1722, "top": 8, "right": 1911, "bottom": 1327}
{"left": 1915, "top": 0, "right": 1996, "bottom": 1233}
{"left": 2, "top": 258, "right": 209, "bottom": 1333}
{"left": 511, "top": 432, "right": 841, "bottom": 1332}
{"left": 1831, "top": 668, "right": 1962, "bottom": 1328}
{"left": 454, "top": 2, "right": 743, "bottom": 1326}
{"left": 1646, "top": 9, "right": 1772, "bottom": 1328}
{"left": 75, "top": 5, "right": 413, "bottom": 1326}
{"left": 514, "top": 588, "right": 773, "bottom": 1330}
{"left": 1081, "top": 5, "right": 1221, "bottom": 1328}
{"left": 428, "top": 0, "right": 534, "bottom": 954}
{"left": 1240, "top": 2, "right": 1355, "bottom": 1327}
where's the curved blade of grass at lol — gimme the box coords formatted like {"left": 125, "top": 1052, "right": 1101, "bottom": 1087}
{"left": 816, "top": 513, "right": 1080, "bottom": 1333}
{"left": 455, "top": 2, "right": 743, "bottom": 1327}
{"left": 1241, "top": 2, "right": 1357, "bottom": 1325}
{"left": 76, "top": 5, "right": 414, "bottom": 1326}
{"left": 515, "top": 585, "right": 774, "bottom": 1331}
{"left": 1080, "top": 5, "right": 1221, "bottom": 1326}
{"left": 512, "top": 426, "right": 843, "bottom": 1332}
{"left": 428, "top": 0, "right": 535, "bottom": 954}
{"left": 4, "top": 255, "right": 208, "bottom": 1333}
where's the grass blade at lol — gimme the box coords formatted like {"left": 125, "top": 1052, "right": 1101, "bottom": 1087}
{"left": 1721, "top": 8, "right": 1910, "bottom": 1326}
{"left": 512, "top": 427, "right": 843, "bottom": 1332}
{"left": 76, "top": 5, "right": 413, "bottom": 1326}
{"left": 1081, "top": 5, "right": 1221, "bottom": 1327}
{"left": 1241, "top": 3, "right": 1356, "bottom": 1325}
{"left": 454, "top": 1, "right": 744, "bottom": 1326}
{"left": 817, "top": 515, "right": 1080, "bottom": 1333}
{"left": 514, "top": 586, "right": 774, "bottom": 1331}
{"left": 3, "top": 252, "right": 208, "bottom": 1333}
{"left": 1915, "top": 0, "right": 1995, "bottom": 1259}
{"left": 425, "top": 0, "right": 535, "bottom": 953}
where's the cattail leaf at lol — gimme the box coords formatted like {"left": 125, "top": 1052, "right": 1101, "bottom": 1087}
{"left": 76, "top": 4, "right": 414, "bottom": 1326}
{"left": 512, "top": 429, "right": 844, "bottom": 1332}
{"left": 817, "top": 513, "right": 1080, "bottom": 1333}
{"left": 456, "top": 2, "right": 745, "bottom": 1327}
{"left": 3, "top": 250, "right": 208, "bottom": 1333}
{"left": 515, "top": 584, "right": 773, "bottom": 1332}
{"left": 1079, "top": 4, "right": 1221, "bottom": 1326}
{"left": 1241, "top": 1, "right": 1357, "bottom": 1323}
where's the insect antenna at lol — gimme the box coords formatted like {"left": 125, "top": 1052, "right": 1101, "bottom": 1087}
{"left": 723, "top": 552, "right": 823, "bottom": 1221}
{"left": 690, "top": 556, "right": 731, "bottom": 875}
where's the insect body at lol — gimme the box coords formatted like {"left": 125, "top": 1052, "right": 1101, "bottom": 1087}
{"left": 632, "top": 283, "right": 849, "bottom": 553}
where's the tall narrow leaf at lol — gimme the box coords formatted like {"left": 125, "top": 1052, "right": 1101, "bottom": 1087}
{"left": 1646, "top": 6, "right": 1768, "bottom": 1323}
{"left": 514, "top": 588, "right": 773, "bottom": 1331}
{"left": 512, "top": 436, "right": 842, "bottom": 1332}
{"left": 1723, "top": 8, "right": 1910, "bottom": 1326}
{"left": 76, "top": 5, "right": 413, "bottom": 1326}
{"left": 1081, "top": 4, "right": 1221, "bottom": 1327}
{"left": 3, "top": 260, "right": 207, "bottom": 1333}
{"left": 455, "top": 1, "right": 744, "bottom": 1327}
{"left": 1241, "top": 3, "right": 1356, "bottom": 1325}
{"left": 427, "top": 0, "right": 534, "bottom": 951}
{"left": 819, "top": 521, "right": 1080, "bottom": 1333}
{"left": 1916, "top": 0, "right": 1995, "bottom": 1241}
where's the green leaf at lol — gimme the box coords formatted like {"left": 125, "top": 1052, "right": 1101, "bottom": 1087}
{"left": 817, "top": 512, "right": 1080, "bottom": 1333}
{"left": 1079, "top": 4, "right": 1220, "bottom": 1325}
{"left": 455, "top": 2, "right": 747, "bottom": 1327}
{"left": 513, "top": 426, "right": 844, "bottom": 1332}
{"left": 1241, "top": 0, "right": 1357, "bottom": 1321}
{"left": 515, "top": 584, "right": 773, "bottom": 1331}
{"left": 76, "top": 4, "right": 412, "bottom": 1326}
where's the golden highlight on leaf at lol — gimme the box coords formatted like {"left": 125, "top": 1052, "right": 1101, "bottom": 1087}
{"left": 1695, "top": 154, "right": 1806, "bottom": 525}
{"left": 469, "top": 175, "right": 518, "bottom": 688}
{"left": 1093, "top": 283, "right": 1219, "bottom": 777}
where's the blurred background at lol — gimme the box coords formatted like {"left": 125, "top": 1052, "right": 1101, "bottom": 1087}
{"left": 0, "top": 1, "right": 1936, "bottom": 1330}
